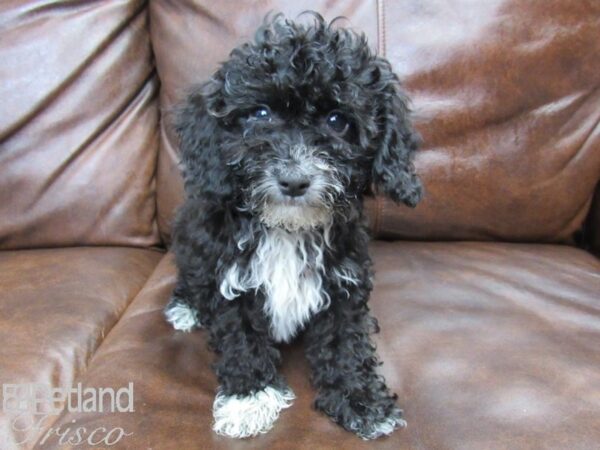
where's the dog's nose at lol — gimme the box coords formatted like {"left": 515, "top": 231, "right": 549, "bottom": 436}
{"left": 278, "top": 175, "right": 311, "bottom": 197}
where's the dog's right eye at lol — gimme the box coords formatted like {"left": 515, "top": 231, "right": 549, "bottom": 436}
{"left": 326, "top": 111, "right": 349, "bottom": 135}
{"left": 251, "top": 107, "right": 272, "bottom": 121}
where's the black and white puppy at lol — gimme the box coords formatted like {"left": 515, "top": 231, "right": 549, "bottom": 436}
{"left": 165, "top": 13, "right": 422, "bottom": 440}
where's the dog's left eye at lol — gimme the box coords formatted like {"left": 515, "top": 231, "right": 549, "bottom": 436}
{"left": 326, "top": 111, "right": 349, "bottom": 134}
{"left": 251, "top": 107, "right": 272, "bottom": 121}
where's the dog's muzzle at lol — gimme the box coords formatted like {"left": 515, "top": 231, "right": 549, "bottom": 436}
{"left": 248, "top": 144, "right": 342, "bottom": 231}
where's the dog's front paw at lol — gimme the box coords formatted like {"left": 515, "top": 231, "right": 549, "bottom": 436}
{"left": 164, "top": 296, "right": 201, "bottom": 332}
{"left": 316, "top": 389, "right": 406, "bottom": 440}
{"left": 212, "top": 385, "right": 295, "bottom": 438}
{"left": 349, "top": 405, "right": 406, "bottom": 440}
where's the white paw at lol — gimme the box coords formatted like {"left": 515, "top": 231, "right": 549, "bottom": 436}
{"left": 164, "top": 299, "right": 200, "bottom": 332}
{"left": 212, "top": 386, "right": 295, "bottom": 438}
{"left": 357, "top": 414, "right": 407, "bottom": 440}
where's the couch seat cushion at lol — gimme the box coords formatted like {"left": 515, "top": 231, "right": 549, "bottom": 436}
{"left": 0, "top": 247, "right": 162, "bottom": 448}
{"left": 33, "top": 242, "right": 600, "bottom": 450}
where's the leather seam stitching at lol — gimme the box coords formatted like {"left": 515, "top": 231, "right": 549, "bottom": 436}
{"left": 374, "top": 0, "right": 386, "bottom": 236}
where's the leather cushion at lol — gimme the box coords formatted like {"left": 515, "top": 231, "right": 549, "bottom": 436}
{"left": 35, "top": 242, "right": 600, "bottom": 449}
{"left": 377, "top": 0, "right": 600, "bottom": 241}
{"left": 0, "top": 247, "right": 162, "bottom": 447}
{"left": 0, "top": 0, "right": 160, "bottom": 249}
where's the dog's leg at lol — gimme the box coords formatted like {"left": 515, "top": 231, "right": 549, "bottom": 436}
{"left": 165, "top": 197, "right": 293, "bottom": 437}
{"left": 305, "top": 293, "right": 405, "bottom": 440}
{"left": 209, "top": 297, "right": 294, "bottom": 438}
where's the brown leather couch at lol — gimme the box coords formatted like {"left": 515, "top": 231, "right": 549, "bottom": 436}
{"left": 1, "top": 1, "right": 599, "bottom": 449}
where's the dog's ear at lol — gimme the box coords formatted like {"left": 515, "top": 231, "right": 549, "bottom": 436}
{"left": 371, "top": 63, "right": 423, "bottom": 207}
{"left": 174, "top": 82, "right": 233, "bottom": 199}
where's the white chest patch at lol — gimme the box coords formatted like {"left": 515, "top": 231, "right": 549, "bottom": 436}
{"left": 219, "top": 228, "right": 328, "bottom": 342}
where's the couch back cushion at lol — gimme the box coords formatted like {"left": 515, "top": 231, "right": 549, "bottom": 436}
{"left": 152, "top": 0, "right": 600, "bottom": 244}
{"left": 0, "top": 0, "right": 160, "bottom": 249}
{"left": 377, "top": 0, "right": 600, "bottom": 241}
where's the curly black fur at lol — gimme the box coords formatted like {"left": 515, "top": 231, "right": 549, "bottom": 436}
{"left": 166, "top": 12, "right": 422, "bottom": 440}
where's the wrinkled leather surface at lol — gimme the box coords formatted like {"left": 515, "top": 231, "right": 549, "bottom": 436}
{"left": 0, "top": 247, "right": 162, "bottom": 448}
{"left": 149, "top": 0, "right": 379, "bottom": 244}
{"left": 36, "top": 243, "right": 600, "bottom": 450}
{"left": 378, "top": 0, "right": 600, "bottom": 241}
{"left": 0, "top": 0, "right": 160, "bottom": 249}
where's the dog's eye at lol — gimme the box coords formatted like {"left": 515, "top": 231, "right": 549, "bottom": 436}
{"left": 251, "top": 106, "right": 272, "bottom": 121}
{"left": 326, "top": 111, "right": 349, "bottom": 134}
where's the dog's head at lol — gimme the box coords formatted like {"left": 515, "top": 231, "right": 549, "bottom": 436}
{"left": 176, "top": 13, "right": 422, "bottom": 231}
